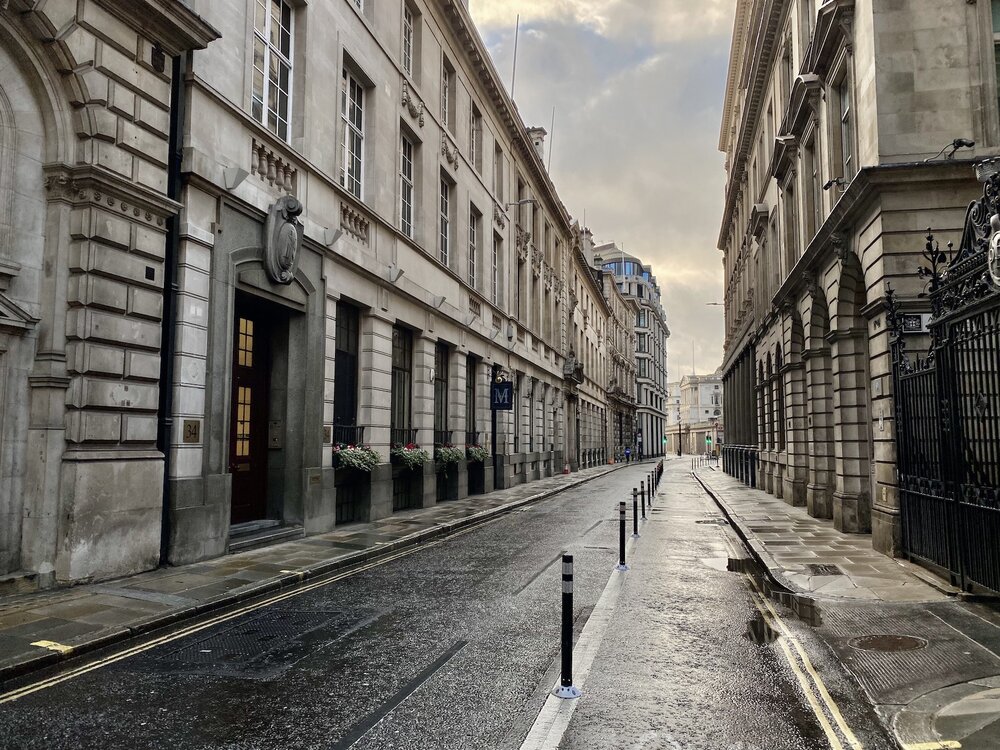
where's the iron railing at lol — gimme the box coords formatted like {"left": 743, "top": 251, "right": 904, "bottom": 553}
{"left": 332, "top": 424, "right": 365, "bottom": 446}
{"left": 390, "top": 427, "right": 418, "bottom": 447}
{"left": 434, "top": 429, "right": 453, "bottom": 447}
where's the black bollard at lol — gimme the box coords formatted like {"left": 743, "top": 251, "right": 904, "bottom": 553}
{"left": 553, "top": 553, "right": 582, "bottom": 699}
{"left": 632, "top": 491, "right": 640, "bottom": 539}
{"left": 648, "top": 474, "right": 653, "bottom": 505}
{"left": 616, "top": 500, "right": 629, "bottom": 571}
{"left": 641, "top": 482, "right": 647, "bottom": 520}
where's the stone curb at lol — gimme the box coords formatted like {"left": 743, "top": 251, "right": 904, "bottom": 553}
{"left": 0, "top": 464, "right": 625, "bottom": 685}
{"left": 691, "top": 469, "right": 798, "bottom": 594}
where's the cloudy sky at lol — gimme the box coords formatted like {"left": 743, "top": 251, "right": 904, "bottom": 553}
{"left": 469, "top": 0, "right": 735, "bottom": 376}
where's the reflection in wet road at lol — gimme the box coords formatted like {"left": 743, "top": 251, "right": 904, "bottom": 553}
{"left": 0, "top": 460, "right": 895, "bottom": 750}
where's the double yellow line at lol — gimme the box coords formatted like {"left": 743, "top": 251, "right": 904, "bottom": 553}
{"left": 744, "top": 576, "right": 863, "bottom": 750}
{"left": 0, "top": 541, "right": 441, "bottom": 705}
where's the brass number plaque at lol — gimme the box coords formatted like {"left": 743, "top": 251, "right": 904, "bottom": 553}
{"left": 182, "top": 419, "right": 201, "bottom": 444}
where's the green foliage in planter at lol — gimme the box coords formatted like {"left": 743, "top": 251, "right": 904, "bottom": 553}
{"left": 466, "top": 444, "right": 490, "bottom": 463}
{"left": 435, "top": 445, "right": 466, "bottom": 465}
{"left": 391, "top": 443, "right": 430, "bottom": 470}
{"left": 333, "top": 444, "right": 381, "bottom": 473}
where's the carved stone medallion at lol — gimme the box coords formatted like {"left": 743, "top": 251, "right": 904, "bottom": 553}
{"left": 264, "top": 196, "right": 304, "bottom": 285}
{"left": 990, "top": 227, "right": 1000, "bottom": 289}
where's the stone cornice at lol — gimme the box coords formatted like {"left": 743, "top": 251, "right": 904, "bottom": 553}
{"left": 92, "top": 0, "right": 220, "bottom": 54}
{"left": 43, "top": 163, "right": 179, "bottom": 226}
{"left": 806, "top": 0, "right": 855, "bottom": 76}
{"left": 780, "top": 73, "right": 824, "bottom": 141}
{"left": 440, "top": 0, "right": 572, "bottom": 233}
{"left": 771, "top": 160, "right": 980, "bottom": 310}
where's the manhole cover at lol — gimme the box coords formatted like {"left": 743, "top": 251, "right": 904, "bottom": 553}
{"left": 696, "top": 518, "right": 729, "bottom": 525}
{"left": 849, "top": 634, "right": 928, "bottom": 652}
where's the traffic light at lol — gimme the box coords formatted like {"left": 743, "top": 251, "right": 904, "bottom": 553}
{"left": 706, "top": 435, "right": 713, "bottom": 446}
{"left": 662, "top": 434, "right": 667, "bottom": 446}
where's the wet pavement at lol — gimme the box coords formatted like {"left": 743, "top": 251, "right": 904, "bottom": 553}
{"left": 0, "top": 464, "right": 618, "bottom": 682}
{"left": 0, "top": 459, "right": 898, "bottom": 749}
{"left": 695, "top": 465, "right": 1000, "bottom": 750}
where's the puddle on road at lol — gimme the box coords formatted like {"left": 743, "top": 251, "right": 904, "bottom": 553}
{"left": 728, "top": 556, "right": 823, "bottom": 627}
{"left": 745, "top": 612, "right": 780, "bottom": 645}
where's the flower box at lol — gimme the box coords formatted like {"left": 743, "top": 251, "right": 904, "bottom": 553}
{"left": 465, "top": 444, "right": 490, "bottom": 463}
{"left": 435, "top": 445, "right": 466, "bottom": 465}
{"left": 332, "top": 444, "right": 381, "bottom": 473}
{"left": 391, "top": 443, "right": 430, "bottom": 470}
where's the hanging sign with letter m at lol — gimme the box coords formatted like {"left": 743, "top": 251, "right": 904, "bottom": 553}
{"left": 491, "top": 381, "right": 513, "bottom": 410}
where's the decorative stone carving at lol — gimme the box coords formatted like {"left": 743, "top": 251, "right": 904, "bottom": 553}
{"left": 264, "top": 195, "right": 304, "bottom": 285}
{"left": 441, "top": 136, "right": 459, "bottom": 171}
{"left": 568, "top": 288, "right": 578, "bottom": 312}
{"left": 832, "top": 233, "right": 851, "bottom": 263}
{"left": 531, "top": 247, "right": 543, "bottom": 275}
{"left": 401, "top": 82, "right": 425, "bottom": 127}
{"left": 493, "top": 202, "right": 506, "bottom": 229}
{"left": 990, "top": 220, "right": 1000, "bottom": 289}
{"left": 341, "top": 202, "right": 370, "bottom": 245}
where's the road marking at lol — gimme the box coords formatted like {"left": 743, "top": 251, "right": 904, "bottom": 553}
{"left": 29, "top": 641, "right": 73, "bottom": 655}
{"left": 903, "top": 742, "right": 962, "bottom": 750}
{"left": 0, "top": 542, "right": 442, "bottom": 705}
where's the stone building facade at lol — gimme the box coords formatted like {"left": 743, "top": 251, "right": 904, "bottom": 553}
{"left": 718, "top": 0, "right": 995, "bottom": 555}
{"left": 601, "top": 268, "right": 638, "bottom": 461}
{"left": 563, "top": 226, "right": 610, "bottom": 470}
{"left": 164, "top": 0, "right": 582, "bottom": 564}
{"left": 0, "top": 0, "right": 217, "bottom": 590}
{"left": 665, "top": 373, "right": 723, "bottom": 455}
{"left": 595, "top": 246, "right": 669, "bottom": 460}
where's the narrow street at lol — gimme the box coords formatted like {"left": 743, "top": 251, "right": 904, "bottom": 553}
{"left": 0, "top": 460, "right": 895, "bottom": 750}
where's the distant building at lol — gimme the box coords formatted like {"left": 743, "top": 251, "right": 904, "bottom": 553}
{"left": 666, "top": 374, "right": 723, "bottom": 455}
{"left": 594, "top": 246, "right": 670, "bottom": 459}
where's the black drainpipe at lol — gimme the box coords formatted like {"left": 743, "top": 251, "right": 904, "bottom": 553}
{"left": 158, "top": 49, "right": 191, "bottom": 566}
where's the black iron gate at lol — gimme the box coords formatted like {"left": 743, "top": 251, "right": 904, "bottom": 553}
{"left": 887, "top": 166, "right": 1000, "bottom": 593}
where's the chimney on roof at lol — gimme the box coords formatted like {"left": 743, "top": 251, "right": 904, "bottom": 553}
{"left": 527, "top": 127, "right": 547, "bottom": 162}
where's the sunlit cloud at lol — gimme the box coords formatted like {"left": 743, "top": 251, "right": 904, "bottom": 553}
{"left": 469, "top": 2, "right": 736, "bottom": 374}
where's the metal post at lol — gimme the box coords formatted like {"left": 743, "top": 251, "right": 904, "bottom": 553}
{"left": 616, "top": 500, "right": 629, "bottom": 571}
{"left": 553, "top": 553, "right": 581, "bottom": 699}
{"left": 641, "top": 481, "right": 647, "bottom": 520}
{"left": 632, "top": 490, "right": 640, "bottom": 538}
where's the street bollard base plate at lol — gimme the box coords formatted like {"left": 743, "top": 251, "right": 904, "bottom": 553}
{"left": 553, "top": 684, "right": 582, "bottom": 700}
{"left": 631, "top": 532, "right": 640, "bottom": 539}
{"left": 615, "top": 563, "right": 630, "bottom": 572}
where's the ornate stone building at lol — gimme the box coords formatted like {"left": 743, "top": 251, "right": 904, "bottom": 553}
{"left": 665, "top": 373, "right": 723, "bottom": 455}
{"left": 718, "top": 0, "right": 993, "bottom": 554}
{"left": 601, "top": 267, "right": 638, "bottom": 461}
{"left": 595, "top": 245, "right": 670, "bottom": 460}
{"left": 1, "top": 0, "right": 631, "bottom": 588}
{"left": 0, "top": 1, "right": 217, "bottom": 591}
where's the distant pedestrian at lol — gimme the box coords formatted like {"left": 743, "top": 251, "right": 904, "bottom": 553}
{"left": 624, "top": 447, "right": 631, "bottom": 463}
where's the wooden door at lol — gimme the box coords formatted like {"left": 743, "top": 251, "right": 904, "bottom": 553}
{"left": 229, "top": 299, "right": 269, "bottom": 524}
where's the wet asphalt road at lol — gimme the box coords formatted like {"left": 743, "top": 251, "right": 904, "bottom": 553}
{"left": 0, "top": 459, "right": 896, "bottom": 750}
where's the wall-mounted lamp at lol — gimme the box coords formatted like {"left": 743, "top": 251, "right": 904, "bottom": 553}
{"left": 223, "top": 167, "right": 249, "bottom": 191}
{"left": 386, "top": 264, "right": 405, "bottom": 283}
{"left": 324, "top": 228, "right": 343, "bottom": 246}
{"left": 925, "top": 138, "right": 975, "bottom": 162}
{"left": 822, "top": 177, "right": 847, "bottom": 191}
{"left": 502, "top": 198, "right": 538, "bottom": 215}
{"left": 432, "top": 295, "right": 446, "bottom": 309}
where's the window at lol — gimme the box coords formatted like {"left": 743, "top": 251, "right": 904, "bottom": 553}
{"left": 400, "top": 133, "right": 414, "bottom": 238}
{"left": 441, "top": 56, "right": 455, "bottom": 131}
{"left": 466, "top": 355, "right": 477, "bottom": 438}
{"left": 340, "top": 69, "right": 365, "bottom": 199}
{"left": 334, "top": 302, "right": 360, "bottom": 430}
{"left": 402, "top": 4, "right": 414, "bottom": 76}
{"left": 252, "top": 0, "right": 292, "bottom": 141}
{"left": 470, "top": 104, "right": 483, "bottom": 172}
{"left": 803, "top": 135, "right": 821, "bottom": 239}
{"left": 493, "top": 143, "right": 504, "bottom": 201}
{"left": 469, "top": 205, "right": 481, "bottom": 287}
{"left": 439, "top": 176, "right": 451, "bottom": 266}
{"left": 391, "top": 326, "right": 413, "bottom": 435}
{"left": 839, "top": 77, "right": 855, "bottom": 180}
{"left": 491, "top": 233, "right": 501, "bottom": 305}
{"left": 434, "top": 342, "right": 450, "bottom": 440}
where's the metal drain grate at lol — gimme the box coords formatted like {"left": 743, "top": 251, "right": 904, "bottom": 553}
{"left": 806, "top": 564, "right": 843, "bottom": 576}
{"left": 162, "top": 610, "right": 338, "bottom": 664}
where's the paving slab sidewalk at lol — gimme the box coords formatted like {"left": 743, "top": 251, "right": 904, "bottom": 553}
{"left": 694, "top": 466, "right": 1000, "bottom": 749}
{"left": 0, "top": 463, "right": 622, "bottom": 683}
{"left": 694, "top": 467, "right": 950, "bottom": 603}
